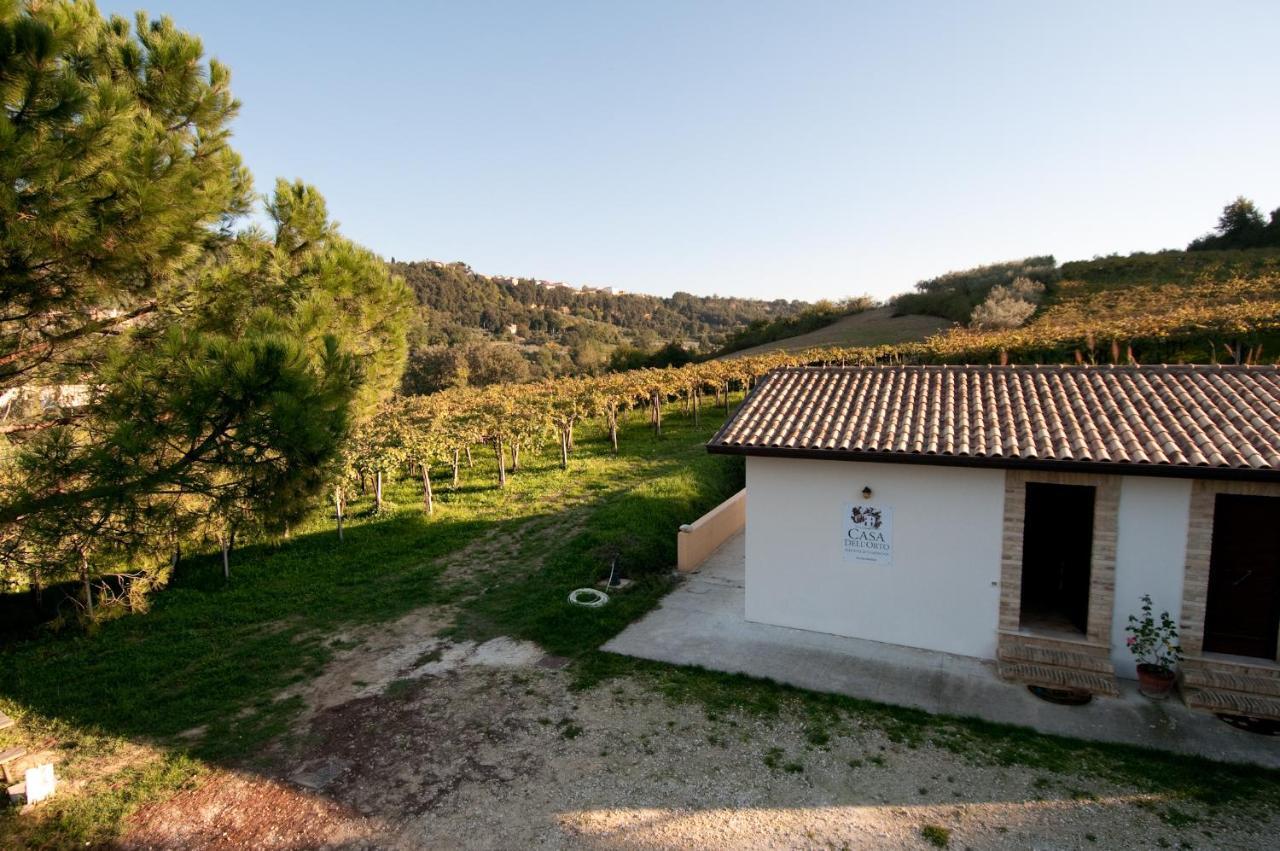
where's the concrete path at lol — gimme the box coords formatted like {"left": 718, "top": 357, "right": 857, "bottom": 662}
{"left": 603, "top": 532, "right": 1280, "bottom": 769}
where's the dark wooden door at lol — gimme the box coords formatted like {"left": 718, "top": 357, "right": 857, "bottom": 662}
{"left": 1204, "top": 494, "right": 1280, "bottom": 659}
{"left": 1021, "top": 483, "right": 1095, "bottom": 634}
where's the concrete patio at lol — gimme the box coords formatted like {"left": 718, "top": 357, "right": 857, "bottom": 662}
{"left": 603, "top": 532, "right": 1280, "bottom": 769}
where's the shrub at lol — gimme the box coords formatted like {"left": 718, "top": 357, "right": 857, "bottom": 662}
{"left": 892, "top": 256, "right": 1058, "bottom": 322}
{"left": 969, "top": 277, "right": 1044, "bottom": 330}
{"left": 921, "top": 824, "right": 952, "bottom": 847}
{"left": 1125, "top": 594, "right": 1182, "bottom": 673}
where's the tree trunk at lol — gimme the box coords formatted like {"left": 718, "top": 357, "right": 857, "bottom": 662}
{"left": 335, "top": 486, "right": 345, "bottom": 542}
{"left": 651, "top": 390, "right": 662, "bottom": 436}
{"left": 220, "top": 534, "right": 230, "bottom": 582}
{"left": 465, "top": 446, "right": 473, "bottom": 467}
{"left": 422, "top": 464, "right": 434, "bottom": 515}
{"left": 494, "top": 439, "right": 507, "bottom": 487}
{"left": 608, "top": 407, "right": 619, "bottom": 455}
{"left": 511, "top": 442, "right": 520, "bottom": 472}
{"left": 452, "top": 449, "right": 461, "bottom": 487}
{"left": 80, "top": 551, "right": 93, "bottom": 620}
{"left": 723, "top": 382, "right": 730, "bottom": 414}
{"left": 560, "top": 428, "right": 569, "bottom": 469}
{"left": 567, "top": 417, "right": 576, "bottom": 452}
{"left": 693, "top": 386, "right": 700, "bottom": 425}
{"left": 375, "top": 470, "right": 384, "bottom": 512}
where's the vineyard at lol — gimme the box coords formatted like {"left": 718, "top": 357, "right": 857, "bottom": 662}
{"left": 932, "top": 267, "right": 1280, "bottom": 364}
{"left": 334, "top": 249, "right": 1280, "bottom": 533}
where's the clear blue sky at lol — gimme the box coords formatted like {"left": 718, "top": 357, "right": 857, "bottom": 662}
{"left": 105, "top": 1, "right": 1280, "bottom": 302}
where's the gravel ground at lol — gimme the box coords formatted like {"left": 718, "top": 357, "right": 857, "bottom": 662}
{"left": 117, "top": 610, "right": 1278, "bottom": 850}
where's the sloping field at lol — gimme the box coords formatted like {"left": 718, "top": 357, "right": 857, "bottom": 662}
{"left": 725, "top": 307, "right": 950, "bottom": 358}
{"left": 727, "top": 250, "right": 1280, "bottom": 366}
{"left": 931, "top": 249, "right": 1280, "bottom": 363}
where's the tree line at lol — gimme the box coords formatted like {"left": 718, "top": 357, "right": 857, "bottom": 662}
{"left": 1188, "top": 197, "right": 1280, "bottom": 252}
{"left": 393, "top": 259, "right": 809, "bottom": 359}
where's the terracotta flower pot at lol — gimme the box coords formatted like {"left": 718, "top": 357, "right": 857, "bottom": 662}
{"left": 1136, "top": 663, "right": 1176, "bottom": 699}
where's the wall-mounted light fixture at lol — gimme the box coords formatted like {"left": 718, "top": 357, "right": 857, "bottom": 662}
{"left": 861, "top": 486, "right": 873, "bottom": 500}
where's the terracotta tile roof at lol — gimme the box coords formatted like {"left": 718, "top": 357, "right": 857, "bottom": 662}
{"left": 708, "top": 365, "right": 1280, "bottom": 479}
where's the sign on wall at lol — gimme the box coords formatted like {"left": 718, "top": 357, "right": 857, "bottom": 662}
{"left": 843, "top": 502, "right": 893, "bottom": 565}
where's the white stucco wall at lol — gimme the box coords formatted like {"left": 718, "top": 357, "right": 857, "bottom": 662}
{"left": 1110, "top": 476, "right": 1191, "bottom": 678}
{"left": 745, "top": 456, "right": 1007, "bottom": 659}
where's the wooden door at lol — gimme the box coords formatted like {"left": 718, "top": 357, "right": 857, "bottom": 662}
{"left": 1204, "top": 494, "right": 1280, "bottom": 659}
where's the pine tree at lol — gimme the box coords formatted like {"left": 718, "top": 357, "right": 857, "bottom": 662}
{"left": 0, "top": 3, "right": 413, "bottom": 601}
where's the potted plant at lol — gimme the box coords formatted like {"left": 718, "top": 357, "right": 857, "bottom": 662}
{"left": 1125, "top": 594, "right": 1182, "bottom": 699}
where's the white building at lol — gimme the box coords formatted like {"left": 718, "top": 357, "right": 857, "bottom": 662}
{"left": 708, "top": 364, "right": 1280, "bottom": 718}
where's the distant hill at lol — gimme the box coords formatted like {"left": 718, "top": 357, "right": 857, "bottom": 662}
{"left": 392, "top": 260, "right": 808, "bottom": 352}
{"left": 724, "top": 307, "right": 951, "bottom": 358}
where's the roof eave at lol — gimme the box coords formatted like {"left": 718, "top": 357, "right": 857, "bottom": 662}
{"left": 706, "top": 443, "right": 1280, "bottom": 483}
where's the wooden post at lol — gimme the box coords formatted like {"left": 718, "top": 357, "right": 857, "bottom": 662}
{"left": 494, "top": 439, "right": 507, "bottom": 487}
{"left": 80, "top": 550, "right": 93, "bottom": 620}
{"left": 421, "top": 465, "right": 433, "bottom": 515}
{"left": 335, "top": 486, "right": 345, "bottom": 542}
{"left": 452, "top": 449, "right": 460, "bottom": 487}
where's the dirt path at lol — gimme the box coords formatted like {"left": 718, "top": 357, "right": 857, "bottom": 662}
{"left": 117, "top": 611, "right": 1277, "bottom": 850}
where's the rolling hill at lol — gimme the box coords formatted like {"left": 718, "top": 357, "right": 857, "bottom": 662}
{"left": 725, "top": 248, "right": 1280, "bottom": 366}
{"left": 724, "top": 307, "right": 951, "bottom": 358}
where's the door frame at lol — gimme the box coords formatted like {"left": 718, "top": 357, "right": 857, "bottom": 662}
{"left": 999, "top": 470, "right": 1121, "bottom": 646}
{"left": 1181, "top": 480, "right": 1280, "bottom": 661}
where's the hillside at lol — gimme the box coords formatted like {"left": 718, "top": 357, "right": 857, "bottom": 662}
{"left": 724, "top": 307, "right": 950, "bottom": 358}
{"left": 929, "top": 248, "right": 1280, "bottom": 364}
{"left": 393, "top": 260, "right": 808, "bottom": 351}
{"left": 730, "top": 248, "right": 1280, "bottom": 366}
{"left": 890, "top": 256, "right": 1059, "bottom": 322}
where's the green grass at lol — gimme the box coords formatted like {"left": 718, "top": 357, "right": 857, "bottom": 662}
{"left": 9, "top": 753, "right": 206, "bottom": 851}
{"left": 0, "top": 401, "right": 743, "bottom": 846}
{"left": 921, "top": 824, "right": 952, "bottom": 847}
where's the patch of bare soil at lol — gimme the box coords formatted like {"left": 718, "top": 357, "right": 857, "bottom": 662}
{"left": 435, "top": 512, "right": 587, "bottom": 589}
{"left": 275, "top": 606, "right": 455, "bottom": 728}
{"left": 120, "top": 771, "right": 374, "bottom": 851}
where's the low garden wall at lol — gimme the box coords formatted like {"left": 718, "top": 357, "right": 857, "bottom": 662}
{"left": 677, "top": 489, "right": 745, "bottom": 572}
